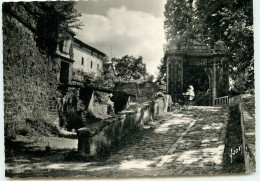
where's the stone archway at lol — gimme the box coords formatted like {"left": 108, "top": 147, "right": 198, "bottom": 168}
{"left": 183, "top": 66, "right": 210, "bottom": 106}
{"left": 166, "top": 41, "right": 230, "bottom": 106}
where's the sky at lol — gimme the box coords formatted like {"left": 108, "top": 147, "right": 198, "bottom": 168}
{"left": 74, "top": 0, "right": 167, "bottom": 76}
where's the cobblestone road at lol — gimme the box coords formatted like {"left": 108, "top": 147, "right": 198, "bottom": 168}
{"left": 6, "top": 106, "right": 229, "bottom": 178}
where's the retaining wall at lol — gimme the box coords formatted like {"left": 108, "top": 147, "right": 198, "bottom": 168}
{"left": 229, "top": 94, "right": 256, "bottom": 173}
{"left": 78, "top": 95, "right": 171, "bottom": 155}
{"left": 3, "top": 8, "right": 60, "bottom": 136}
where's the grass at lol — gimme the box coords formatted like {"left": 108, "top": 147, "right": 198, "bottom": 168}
{"left": 242, "top": 95, "right": 255, "bottom": 117}
{"left": 222, "top": 104, "right": 245, "bottom": 174}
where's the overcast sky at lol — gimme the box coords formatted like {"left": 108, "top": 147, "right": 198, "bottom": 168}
{"left": 74, "top": 0, "right": 167, "bottom": 76}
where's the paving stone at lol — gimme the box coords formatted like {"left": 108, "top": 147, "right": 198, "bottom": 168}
{"left": 6, "top": 106, "right": 229, "bottom": 178}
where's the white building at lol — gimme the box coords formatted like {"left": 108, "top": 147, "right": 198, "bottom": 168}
{"left": 57, "top": 36, "right": 106, "bottom": 84}
{"left": 72, "top": 38, "right": 105, "bottom": 76}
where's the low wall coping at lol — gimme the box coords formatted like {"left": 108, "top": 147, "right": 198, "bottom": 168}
{"left": 77, "top": 95, "right": 170, "bottom": 155}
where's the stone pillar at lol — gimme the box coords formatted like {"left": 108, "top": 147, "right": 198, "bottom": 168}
{"left": 166, "top": 57, "right": 170, "bottom": 94}
{"left": 206, "top": 69, "right": 213, "bottom": 106}
{"left": 221, "top": 57, "right": 230, "bottom": 96}
{"left": 212, "top": 56, "right": 230, "bottom": 99}
{"left": 167, "top": 55, "right": 184, "bottom": 102}
{"left": 212, "top": 61, "right": 217, "bottom": 105}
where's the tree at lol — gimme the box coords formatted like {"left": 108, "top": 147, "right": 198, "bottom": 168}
{"left": 162, "top": 0, "right": 197, "bottom": 81}
{"left": 195, "top": 0, "right": 254, "bottom": 93}
{"left": 146, "top": 74, "right": 155, "bottom": 82}
{"left": 3, "top": 1, "right": 82, "bottom": 56}
{"left": 113, "top": 55, "right": 147, "bottom": 81}
{"left": 164, "top": 0, "right": 195, "bottom": 49}
{"left": 157, "top": 56, "right": 167, "bottom": 80}
{"left": 164, "top": 0, "right": 254, "bottom": 93}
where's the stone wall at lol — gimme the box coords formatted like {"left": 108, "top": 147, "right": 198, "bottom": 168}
{"left": 229, "top": 94, "right": 255, "bottom": 173}
{"left": 3, "top": 9, "right": 60, "bottom": 135}
{"left": 77, "top": 95, "right": 171, "bottom": 155}
{"left": 87, "top": 91, "right": 110, "bottom": 118}
{"left": 114, "top": 82, "right": 159, "bottom": 102}
{"left": 167, "top": 55, "right": 184, "bottom": 102}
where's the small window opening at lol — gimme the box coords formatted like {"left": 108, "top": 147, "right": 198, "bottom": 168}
{"left": 81, "top": 57, "right": 84, "bottom": 65}
{"left": 91, "top": 61, "right": 93, "bottom": 69}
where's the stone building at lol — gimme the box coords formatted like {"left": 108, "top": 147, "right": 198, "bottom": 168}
{"left": 166, "top": 41, "right": 230, "bottom": 106}
{"left": 72, "top": 38, "right": 106, "bottom": 76}
{"left": 57, "top": 37, "right": 106, "bottom": 84}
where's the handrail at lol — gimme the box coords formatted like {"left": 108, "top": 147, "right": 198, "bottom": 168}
{"left": 214, "top": 96, "right": 229, "bottom": 106}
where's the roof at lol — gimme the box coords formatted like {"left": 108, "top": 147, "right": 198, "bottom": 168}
{"left": 103, "top": 62, "right": 113, "bottom": 70}
{"left": 73, "top": 38, "right": 106, "bottom": 57}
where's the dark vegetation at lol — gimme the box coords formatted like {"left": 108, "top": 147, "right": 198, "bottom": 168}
{"left": 242, "top": 95, "right": 255, "bottom": 117}
{"left": 222, "top": 104, "right": 245, "bottom": 173}
{"left": 5, "top": 118, "right": 60, "bottom": 139}
{"left": 3, "top": 1, "right": 82, "bottom": 57}
{"left": 58, "top": 89, "right": 103, "bottom": 131}
{"left": 159, "top": 0, "right": 254, "bottom": 95}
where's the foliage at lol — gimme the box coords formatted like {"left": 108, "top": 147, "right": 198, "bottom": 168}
{"left": 161, "top": 0, "right": 194, "bottom": 78}
{"left": 146, "top": 74, "right": 155, "bottom": 82}
{"left": 113, "top": 55, "right": 147, "bottom": 81}
{"left": 5, "top": 118, "right": 60, "bottom": 139}
{"left": 58, "top": 88, "right": 99, "bottom": 131}
{"left": 3, "top": 1, "right": 82, "bottom": 56}
{"left": 164, "top": 0, "right": 254, "bottom": 93}
{"left": 157, "top": 57, "right": 167, "bottom": 79}
{"left": 195, "top": 0, "right": 254, "bottom": 93}
{"left": 72, "top": 68, "right": 116, "bottom": 88}
{"left": 242, "top": 95, "right": 255, "bottom": 117}
{"left": 164, "top": 0, "right": 194, "bottom": 49}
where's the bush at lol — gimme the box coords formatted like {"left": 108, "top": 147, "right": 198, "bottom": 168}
{"left": 26, "top": 118, "right": 60, "bottom": 136}
{"left": 5, "top": 120, "right": 30, "bottom": 139}
{"left": 60, "top": 110, "right": 84, "bottom": 131}
{"left": 5, "top": 118, "right": 60, "bottom": 139}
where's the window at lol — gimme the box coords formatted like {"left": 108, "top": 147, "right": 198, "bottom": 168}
{"left": 60, "top": 61, "right": 70, "bottom": 84}
{"left": 59, "top": 41, "right": 64, "bottom": 52}
{"left": 81, "top": 57, "right": 84, "bottom": 65}
{"left": 59, "top": 39, "right": 71, "bottom": 54}
{"left": 97, "top": 64, "right": 99, "bottom": 70}
{"left": 91, "top": 61, "right": 93, "bottom": 69}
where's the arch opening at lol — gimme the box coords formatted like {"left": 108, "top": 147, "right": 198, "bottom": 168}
{"left": 183, "top": 66, "right": 210, "bottom": 106}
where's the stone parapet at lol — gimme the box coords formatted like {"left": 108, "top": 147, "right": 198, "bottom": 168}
{"left": 77, "top": 95, "right": 171, "bottom": 155}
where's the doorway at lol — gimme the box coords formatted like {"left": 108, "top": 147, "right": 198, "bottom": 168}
{"left": 183, "top": 66, "right": 210, "bottom": 106}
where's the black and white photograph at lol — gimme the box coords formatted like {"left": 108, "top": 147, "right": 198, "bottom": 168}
{"left": 1, "top": 0, "right": 256, "bottom": 179}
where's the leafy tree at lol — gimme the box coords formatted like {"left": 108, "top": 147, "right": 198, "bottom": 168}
{"left": 113, "top": 55, "right": 147, "bottom": 81}
{"left": 3, "top": 1, "right": 82, "bottom": 56}
{"left": 195, "top": 0, "right": 254, "bottom": 93}
{"left": 162, "top": 0, "right": 195, "bottom": 80}
{"left": 164, "top": 0, "right": 254, "bottom": 93}
{"left": 157, "top": 56, "right": 167, "bottom": 80}
{"left": 146, "top": 74, "right": 155, "bottom": 82}
{"left": 35, "top": 1, "right": 82, "bottom": 56}
{"left": 164, "top": 0, "right": 194, "bottom": 49}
